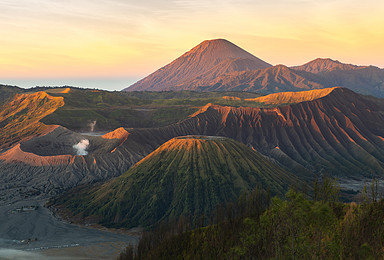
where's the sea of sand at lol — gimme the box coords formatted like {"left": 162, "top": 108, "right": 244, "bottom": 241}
{"left": 0, "top": 198, "right": 139, "bottom": 260}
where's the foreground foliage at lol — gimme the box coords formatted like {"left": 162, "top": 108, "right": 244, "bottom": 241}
{"left": 119, "top": 182, "right": 384, "bottom": 259}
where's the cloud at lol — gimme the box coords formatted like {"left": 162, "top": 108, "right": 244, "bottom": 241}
{"left": 1, "top": 0, "right": 384, "bottom": 80}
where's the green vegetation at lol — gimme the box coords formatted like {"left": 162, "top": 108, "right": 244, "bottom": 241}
{"left": 121, "top": 90, "right": 262, "bottom": 100}
{"left": 40, "top": 88, "right": 265, "bottom": 131}
{"left": 55, "top": 136, "right": 301, "bottom": 229}
{"left": 120, "top": 178, "right": 384, "bottom": 260}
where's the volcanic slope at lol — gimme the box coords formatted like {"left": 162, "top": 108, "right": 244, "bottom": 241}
{"left": 317, "top": 66, "right": 384, "bottom": 97}
{"left": 0, "top": 90, "right": 151, "bottom": 199}
{"left": 244, "top": 88, "right": 335, "bottom": 106}
{"left": 57, "top": 136, "right": 299, "bottom": 228}
{"left": 291, "top": 58, "right": 384, "bottom": 97}
{"left": 291, "top": 58, "right": 367, "bottom": 74}
{"left": 0, "top": 124, "right": 151, "bottom": 200}
{"left": 0, "top": 91, "right": 64, "bottom": 149}
{"left": 125, "top": 39, "right": 272, "bottom": 91}
{"left": 197, "top": 65, "right": 324, "bottom": 93}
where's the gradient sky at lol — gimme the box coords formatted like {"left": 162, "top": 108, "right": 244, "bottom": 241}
{"left": 1, "top": 0, "right": 384, "bottom": 90}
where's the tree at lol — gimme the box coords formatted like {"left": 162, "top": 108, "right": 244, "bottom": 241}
{"left": 313, "top": 175, "right": 340, "bottom": 203}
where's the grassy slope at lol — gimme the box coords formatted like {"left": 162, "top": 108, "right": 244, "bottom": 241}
{"left": 57, "top": 136, "right": 301, "bottom": 228}
{"left": 40, "top": 88, "right": 263, "bottom": 131}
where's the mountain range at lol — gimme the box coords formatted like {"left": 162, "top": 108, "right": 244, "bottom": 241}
{"left": 125, "top": 39, "right": 384, "bottom": 97}
{"left": 2, "top": 86, "right": 384, "bottom": 204}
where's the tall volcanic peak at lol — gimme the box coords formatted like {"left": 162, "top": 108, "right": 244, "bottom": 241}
{"left": 124, "top": 39, "right": 272, "bottom": 91}
{"left": 292, "top": 58, "right": 367, "bottom": 74}
{"left": 182, "top": 39, "right": 267, "bottom": 62}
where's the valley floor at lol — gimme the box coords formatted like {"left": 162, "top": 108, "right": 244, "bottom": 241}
{"left": 0, "top": 198, "right": 139, "bottom": 260}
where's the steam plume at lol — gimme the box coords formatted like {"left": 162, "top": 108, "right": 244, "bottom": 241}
{"left": 88, "top": 120, "right": 96, "bottom": 132}
{"left": 73, "top": 139, "right": 90, "bottom": 155}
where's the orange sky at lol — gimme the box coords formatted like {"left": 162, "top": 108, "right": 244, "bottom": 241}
{"left": 1, "top": 0, "right": 384, "bottom": 90}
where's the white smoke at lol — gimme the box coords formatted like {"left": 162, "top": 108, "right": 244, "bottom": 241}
{"left": 73, "top": 139, "right": 90, "bottom": 156}
{"left": 88, "top": 120, "right": 96, "bottom": 132}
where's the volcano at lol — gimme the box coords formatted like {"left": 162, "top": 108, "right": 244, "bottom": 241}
{"left": 124, "top": 39, "right": 272, "bottom": 91}
{"left": 56, "top": 136, "right": 299, "bottom": 228}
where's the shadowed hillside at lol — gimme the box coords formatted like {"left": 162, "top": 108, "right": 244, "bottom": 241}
{"left": 0, "top": 85, "right": 23, "bottom": 104}
{"left": 197, "top": 65, "right": 323, "bottom": 93}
